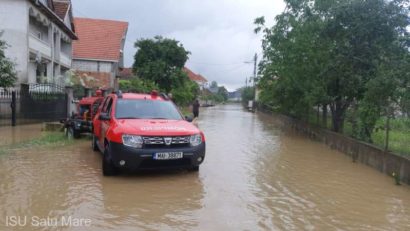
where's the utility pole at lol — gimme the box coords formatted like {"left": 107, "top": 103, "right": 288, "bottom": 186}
{"left": 244, "top": 53, "right": 258, "bottom": 111}
{"left": 253, "top": 53, "right": 257, "bottom": 84}
{"left": 252, "top": 53, "right": 258, "bottom": 111}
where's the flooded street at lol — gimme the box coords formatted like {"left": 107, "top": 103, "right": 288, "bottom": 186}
{"left": 0, "top": 104, "right": 409, "bottom": 230}
{"left": 0, "top": 124, "right": 43, "bottom": 146}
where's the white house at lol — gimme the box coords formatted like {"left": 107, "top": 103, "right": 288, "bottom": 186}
{"left": 0, "top": 0, "right": 77, "bottom": 87}
{"left": 183, "top": 67, "right": 208, "bottom": 90}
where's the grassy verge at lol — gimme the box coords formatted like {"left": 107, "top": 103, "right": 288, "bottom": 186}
{"left": 308, "top": 113, "right": 410, "bottom": 157}
{"left": 0, "top": 132, "right": 72, "bottom": 155}
{"left": 372, "top": 118, "right": 410, "bottom": 156}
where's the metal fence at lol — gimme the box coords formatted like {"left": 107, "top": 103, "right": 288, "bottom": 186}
{"left": 0, "top": 84, "right": 67, "bottom": 126}
{"left": 0, "top": 89, "right": 15, "bottom": 126}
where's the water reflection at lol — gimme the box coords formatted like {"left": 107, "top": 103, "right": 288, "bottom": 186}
{"left": 0, "top": 104, "right": 408, "bottom": 230}
{"left": 98, "top": 171, "right": 204, "bottom": 230}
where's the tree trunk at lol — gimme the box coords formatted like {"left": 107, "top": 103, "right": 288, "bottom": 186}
{"left": 332, "top": 114, "right": 344, "bottom": 133}
{"left": 385, "top": 114, "right": 390, "bottom": 151}
{"left": 330, "top": 99, "right": 346, "bottom": 133}
{"left": 322, "top": 104, "right": 327, "bottom": 128}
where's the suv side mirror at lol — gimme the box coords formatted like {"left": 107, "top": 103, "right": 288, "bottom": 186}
{"left": 99, "top": 113, "right": 111, "bottom": 121}
{"left": 185, "top": 115, "right": 193, "bottom": 122}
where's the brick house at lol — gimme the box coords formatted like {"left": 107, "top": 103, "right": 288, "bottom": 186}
{"left": 72, "top": 18, "right": 128, "bottom": 91}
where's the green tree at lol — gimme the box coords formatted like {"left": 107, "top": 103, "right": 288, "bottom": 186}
{"left": 171, "top": 79, "right": 199, "bottom": 106}
{"left": 119, "top": 77, "right": 159, "bottom": 93}
{"left": 241, "top": 86, "right": 255, "bottom": 105}
{"left": 133, "top": 36, "right": 190, "bottom": 93}
{"left": 210, "top": 81, "right": 218, "bottom": 89}
{"left": 217, "top": 86, "right": 228, "bottom": 101}
{"left": 0, "top": 34, "right": 17, "bottom": 88}
{"left": 256, "top": 0, "right": 409, "bottom": 139}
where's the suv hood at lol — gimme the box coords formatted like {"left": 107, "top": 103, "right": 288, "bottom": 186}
{"left": 115, "top": 119, "right": 200, "bottom": 136}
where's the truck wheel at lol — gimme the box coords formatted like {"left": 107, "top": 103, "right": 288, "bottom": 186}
{"left": 92, "top": 135, "right": 99, "bottom": 152}
{"left": 67, "top": 127, "right": 80, "bottom": 139}
{"left": 102, "top": 147, "right": 118, "bottom": 176}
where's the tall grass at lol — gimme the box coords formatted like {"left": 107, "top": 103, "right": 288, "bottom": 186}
{"left": 0, "top": 132, "right": 72, "bottom": 155}
{"left": 308, "top": 112, "right": 410, "bottom": 157}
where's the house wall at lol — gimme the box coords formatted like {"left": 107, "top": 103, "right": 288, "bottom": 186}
{"left": 0, "top": 0, "right": 30, "bottom": 84}
{"left": 72, "top": 59, "right": 117, "bottom": 89}
{"left": 72, "top": 60, "right": 114, "bottom": 73}
{"left": 0, "top": 0, "right": 74, "bottom": 86}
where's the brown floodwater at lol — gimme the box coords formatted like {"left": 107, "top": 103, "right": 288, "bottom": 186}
{"left": 0, "top": 123, "right": 43, "bottom": 146}
{"left": 0, "top": 104, "right": 409, "bottom": 231}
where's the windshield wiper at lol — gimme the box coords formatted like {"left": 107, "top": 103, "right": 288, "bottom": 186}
{"left": 150, "top": 117, "right": 169, "bottom": 120}
{"left": 117, "top": 117, "right": 141, "bottom": 119}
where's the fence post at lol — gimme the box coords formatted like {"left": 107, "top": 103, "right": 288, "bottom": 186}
{"left": 65, "top": 86, "right": 74, "bottom": 117}
{"left": 11, "top": 91, "right": 16, "bottom": 126}
{"left": 385, "top": 115, "right": 390, "bottom": 152}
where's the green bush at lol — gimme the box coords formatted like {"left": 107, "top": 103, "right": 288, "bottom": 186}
{"left": 119, "top": 78, "right": 159, "bottom": 93}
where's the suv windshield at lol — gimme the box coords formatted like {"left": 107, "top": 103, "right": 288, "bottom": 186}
{"left": 115, "top": 99, "right": 183, "bottom": 120}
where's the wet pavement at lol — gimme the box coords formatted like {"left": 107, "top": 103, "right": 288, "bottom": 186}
{"left": 0, "top": 104, "right": 409, "bottom": 230}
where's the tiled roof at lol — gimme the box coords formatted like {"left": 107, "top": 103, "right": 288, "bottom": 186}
{"left": 183, "top": 67, "right": 208, "bottom": 83}
{"left": 73, "top": 18, "right": 128, "bottom": 61}
{"left": 74, "top": 71, "right": 112, "bottom": 89}
{"left": 53, "top": 1, "right": 69, "bottom": 20}
{"left": 118, "top": 68, "right": 133, "bottom": 79}
{"left": 196, "top": 74, "right": 208, "bottom": 83}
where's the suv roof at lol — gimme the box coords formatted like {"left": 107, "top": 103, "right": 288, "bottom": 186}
{"left": 109, "top": 92, "right": 168, "bottom": 101}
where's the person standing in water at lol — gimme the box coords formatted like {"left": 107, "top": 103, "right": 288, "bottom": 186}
{"left": 192, "top": 99, "right": 200, "bottom": 118}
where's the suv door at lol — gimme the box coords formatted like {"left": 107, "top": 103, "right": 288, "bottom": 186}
{"left": 93, "top": 97, "right": 109, "bottom": 141}
{"left": 99, "top": 97, "right": 114, "bottom": 151}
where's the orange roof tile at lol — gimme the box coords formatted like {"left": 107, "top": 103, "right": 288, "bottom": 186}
{"left": 118, "top": 68, "right": 133, "bottom": 79}
{"left": 73, "top": 18, "right": 128, "bottom": 61}
{"left": 53, "top": 1, "right": 69, "bottom": 20}
{"left": 196, "top": 74, "right": 208, "bottom": 83}
{"left": 183, "top": 67, "right": 208, "bottom": 83}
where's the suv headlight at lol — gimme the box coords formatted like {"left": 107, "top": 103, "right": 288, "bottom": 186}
{"left": 190, "top": 134, "right": 202, "bottom": 146}
{"left": 122, "top": 135, "right": 143, "bottom": 148}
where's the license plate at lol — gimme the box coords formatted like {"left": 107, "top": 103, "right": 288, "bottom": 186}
{"left": 153, "top": 152, "right": 183, "bottom": 160}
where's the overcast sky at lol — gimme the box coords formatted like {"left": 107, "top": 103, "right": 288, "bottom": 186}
{"left": 71, "top": 0, "right": 285, "bottom": 91}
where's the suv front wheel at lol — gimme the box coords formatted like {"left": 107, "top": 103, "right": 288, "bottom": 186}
{"left": 92, "top": 135, "right": 99, "bottom": 152}
{"left": 102, "top": 146, "right": 118, "bottom": 176}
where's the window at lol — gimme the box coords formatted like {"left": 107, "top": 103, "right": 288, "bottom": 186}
{"left": 116, "top": 99, "right": 183, "bottom": 120}
{"left": 102, "top": 97, "right": 113, "bottom": 114}
{"left": 36, "top": 31, "right": 42, "bottom": 40}
{"left": 100, "top": 97, "right": 109, "bottom": 112}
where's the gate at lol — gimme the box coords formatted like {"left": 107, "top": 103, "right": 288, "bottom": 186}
{"left": 20, "top": 83, "right": 67, "bottom": 124}
{"left": 0, "top": 89, "right": 17, "bottom": 126}
{"left": 0, "top": 84, "right": 68, "bottom": 126}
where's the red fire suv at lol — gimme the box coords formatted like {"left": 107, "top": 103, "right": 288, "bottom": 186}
{"left": 92, "top": 91, "right": 206, "bottom": 176}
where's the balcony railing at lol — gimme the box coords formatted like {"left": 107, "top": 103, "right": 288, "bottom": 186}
{"left": 28, "top": 34, "right": 51, "bottom": 58}
{"left": 60, "top": 53, "right": 71, "bottom": 67}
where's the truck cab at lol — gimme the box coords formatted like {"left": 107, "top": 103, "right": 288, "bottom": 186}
{"left": 63, "top": 90, "right": 104, "bottom": 138}
{"left": 92, "top": 91, "right": 206, "bottom": 176}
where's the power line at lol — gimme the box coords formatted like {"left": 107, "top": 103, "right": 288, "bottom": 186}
{"left": 188, "top": 61, "right": 246, "bottom": 66}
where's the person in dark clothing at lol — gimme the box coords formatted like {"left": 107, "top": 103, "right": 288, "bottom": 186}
{"left": 192, "top": 99, "right": 200, "bottom": 118}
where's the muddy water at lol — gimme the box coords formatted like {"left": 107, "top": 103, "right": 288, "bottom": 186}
{"left": 0, "top": 104, "right": 409, "bottom": 231}
{"left": 0, "top": 124, "right": 43, "bottom": 146}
